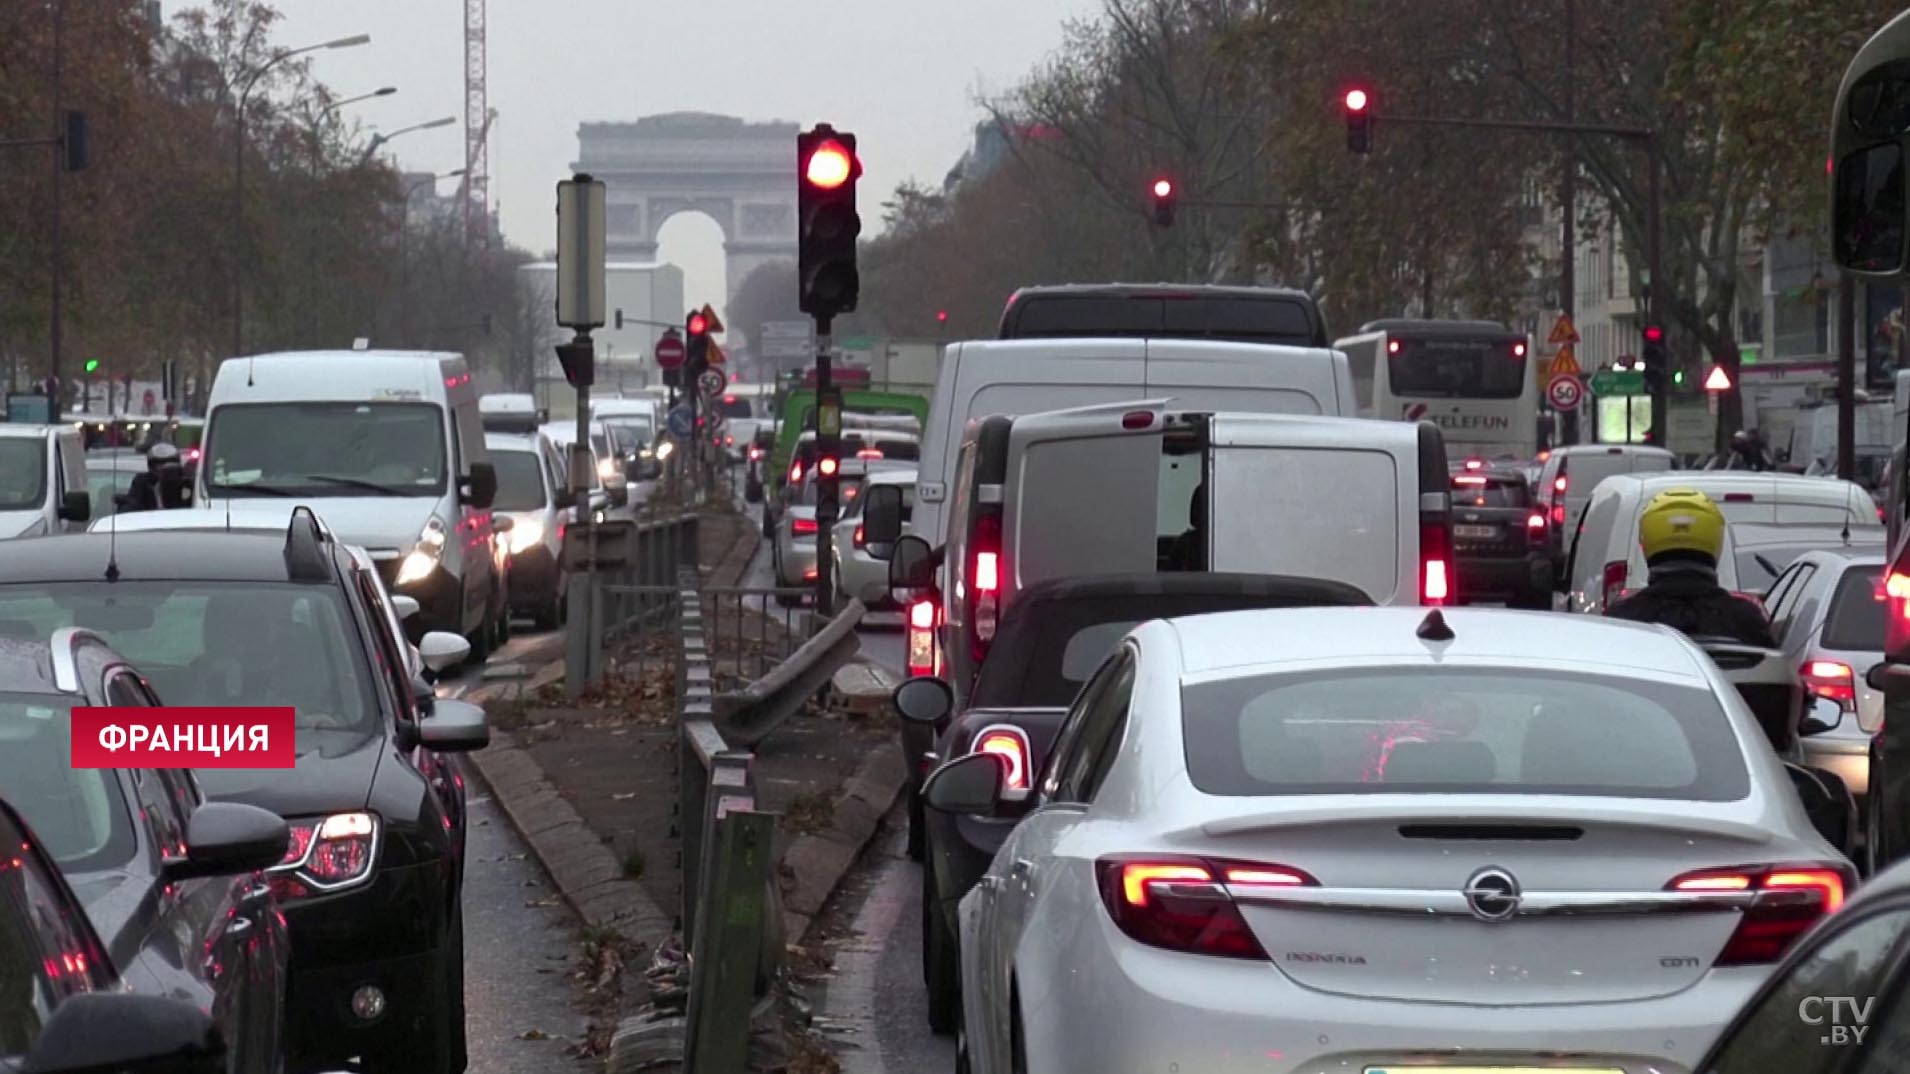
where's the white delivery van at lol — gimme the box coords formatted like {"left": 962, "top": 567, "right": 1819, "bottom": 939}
{"left": 197, "top": 350, "right": 509, "bottom": 654}
{"left": 0, "top": 423, "right": 90, "bottom": 539}
{"left": 480, "top": 393, "right": 547, "bottom": 434}
{"left": 910, "top": 338, "right": 1358, "bottom": 551}
{"left": 1534, "top": 444, "right": 1677, "bottom": 564}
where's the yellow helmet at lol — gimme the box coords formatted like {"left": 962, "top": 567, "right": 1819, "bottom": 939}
{"left": 1638, "top": 489, "right": 1726, "bottom": 562}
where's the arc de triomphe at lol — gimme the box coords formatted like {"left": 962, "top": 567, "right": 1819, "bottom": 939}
{"left": 573, "top": 112, "right": 798, "bottom": 311}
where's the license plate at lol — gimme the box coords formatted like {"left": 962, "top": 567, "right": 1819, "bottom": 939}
{"left": 1454, "top": 524, "right": 1500, "bottom": 540}
{"left": 1367, "top": 1068, "right": 1623, "bottom": 1074}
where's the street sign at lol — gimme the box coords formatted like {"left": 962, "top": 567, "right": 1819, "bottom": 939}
{"left": 1589, "top": 370, "right": 1645, "bottom": 396}
{"left": 698, "top": 368, "right": 727, "bottom": 398}
{"left": 1547, "top": 313, "right": 1580, "bottom": 345}
{"left": 761, "top": 320, "right": 814, "bottom": 360}
{"left": 706, "top": 339, "right": 727, "bottom": 367}
{"left": 667, "top": 405, "right": 694, "bottom": 439}
{"left": 554, "top": 175, "right": 607, "bottom": 329}
{"left": 654, "top": 334, "right": 686, "bottom": 370}
{"left": 1704, "top": 364, "right": 1732, "bottom": 392}
{"left": 700, "top": 304, "right": 725, "bottom": 334}
{"left": 1546, "top": 344, "right": 1582, "bottom": 379}
{"left": 1547, "top": 373, "right": 1586, "bottom": 411}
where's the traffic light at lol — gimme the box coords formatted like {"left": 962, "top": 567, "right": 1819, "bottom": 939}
{"left": 83, "top": 359, "right": 100, "bottom": 374}
{"left": 686, "top": 309, "right": 710, "bottom": 373}
{"left": 796, "top": 124, "right": 862, "bottom": 320}
{"left": 555, "top": 339, "right": 593, "bottom": 387}
{"left": 1640, "top": 324, "right": 1668, "bottom": 392}
{"left": 815, "top": 454, "right": 840, "bottom": 514}
{"left": 64, "top": 111, "right": 88, "bottom": 172}
{"left": 1344, "top": 88, "right": 1371, "bottom": 153}
{"left": 1150, "top": 177, "right": 1176, "bottom": 227}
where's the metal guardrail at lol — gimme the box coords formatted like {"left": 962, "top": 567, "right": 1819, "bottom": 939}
{"left": 565, "top": 510, "right": 699, "bottom": 698}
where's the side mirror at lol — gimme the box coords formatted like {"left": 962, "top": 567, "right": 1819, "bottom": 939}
{"left": 1801, "top": 696, "right": 1845, "bottom": 737}
{"left": 58, "top": 489, "right": 92, "bottom": 522}
{"left": 462, "top": 462, "right": 498, "bottom": 509}
{"left": 1786, "top": 763, "right": 1858, "bottom": 856}
{"left": 22, "top": 992, "right": 226, "bottom": 1074}
{"left": 1867, "top": 662, "right": 1892, "bottom": 693}
{"left": 418, "top": 630, "right": 471, "bottom": 673}
{"left": 162, "top": 802, "right": 290, "bottom": 882}
{"left": 1834, "top": 142, "right": 1907, "bottom": 274}
{"left": 921, "top": 753, "right": 1004, "bottom": 816}
{"left": 492, "top": 514, "right": 514, "bottom": 534}
{"left": 862, "top": 485, "right": 905, "bottom": 546}
{"left": 419, "top": 697, "right": 490, "bottom": 752}
{"left": 892, "top": 676, "right": 953, "bottom": 726}
{"left": 888, "top": 535, "right": 938, "bottom": 592}
{"left": 391, "top": 595, "right": 422, "bottom": 622}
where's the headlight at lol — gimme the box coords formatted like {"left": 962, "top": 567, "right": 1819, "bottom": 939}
{"left": 396, "top": 517, "right": 447, "bottom": 584}
{"left": 640, "top": 448, "right": 654, "bottom": 459}
{"left": 598, "top": 458, "right": 618, "bottom": 478}
{"left": 656, "top": 442, "right": 675, "bottom": 460}
{"left": 269, "top": 812, "right": 380, "bottom": 898}
{"left": 508, "top": 517, "right": 544, "bottom": 554}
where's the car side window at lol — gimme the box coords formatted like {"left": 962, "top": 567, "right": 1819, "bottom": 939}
{"left": 1039, "top": 653, "right": 1123, "bottom": 801}
{"left": 1772, "top": 565, "right": 1820, "bottom": 640}
{"left": 1051, "top": 650, "right": 1136, "bottom": 804}
{"left": 128, "top": 765, "right": 188, "bottom": 862}
{"left": 1707, "top": 905, "right": 1910, "bottom": 1074}
{"left": 1765, "top": 563, "right": 1808, "bottom": 627}
{"left": 354, "top": 569, "right": 419, "bottom": 723}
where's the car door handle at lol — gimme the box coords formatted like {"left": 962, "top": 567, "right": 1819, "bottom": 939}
{"left": 1011, "top": 858, "right": 1035, "bottom": 876}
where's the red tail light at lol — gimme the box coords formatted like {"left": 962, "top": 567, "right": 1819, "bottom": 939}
{"left": 857, "top": 448, "right": 884, "bottom": 459}
{"left": 1887, "top": 571, "right": 1910, "bottom": 654}
{"left": 725, "top": 435, "right": 735, "bottom": 446}
{"left": 1553, "top": 475, "right": 1568, "bottom": 495}
{"left": 971, "top": 512, "right": 1003, "bottom": 660}
{"left": 1804, "top": 660, "right": 1856, "bottom": 708}
{"left": 853, "top": 524, "right": 865, "bottom": 548}
{"left": 789, "top": 461, "right": 803, "bottom": 483}
{"left": 1551, "top": 504, "right": 1565, "bottom": 525}
{"left": 1670, "top": 865, "right": 1850, "bottom": 965}
{"left": 1602, "top": 560, "right": 1629, "bottom": 610}
{"left": 1453, "top": 475, "right": 1487, "bottom": 486}
{"left": 749, "top": 446, "right": 764, "bottom": 461}
{"left": 972, "top": 724, "right": 1032, "bottom": 800}
{"left": 792, "top": 517, "right": 819, "bottom": 536}
{"left": 1096, "top": 855, "right": 1317, "bottom": 960}
{"left": 1419, "top": 518, "right": 1453, "bottom": 606}
{"left": 1526, "top": 512, "right": 1546, "bottom": 530}
{"left": 906, "top": 599, "right": 938, "bottom": 678}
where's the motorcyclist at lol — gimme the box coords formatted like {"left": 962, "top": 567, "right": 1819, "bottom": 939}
{"left": 118, "top": 442, "right": 186, "bottom": 512}
{"left": 1606, "top": 488, "right": 1778, "bottom": 648}
{"left": 1728, "top": 429, "right": 1773, "bottom": 471}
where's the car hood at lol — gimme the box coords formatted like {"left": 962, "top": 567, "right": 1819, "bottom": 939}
{"left": 195, "top": 726, "right": 385, "bottom": 817}
{"left": 197, "top": 497, "right": 438, "bottom": 552}
{"left": 0, "top": 511, "right": 49, "bottom": 540}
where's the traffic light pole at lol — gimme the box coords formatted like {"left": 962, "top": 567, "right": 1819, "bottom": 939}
{"left": 813, "top": 316, "right": 837, "bottom": 616}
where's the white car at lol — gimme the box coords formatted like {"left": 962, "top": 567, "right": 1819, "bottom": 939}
{"left": 0, "top": 423, "right": 90, "bottom": 538}
{"left": 833, "top": 467, "right": 916, "bottom": 606}
{"left": 1765, "top": 548, "right": 1887, "bottom": 801}
{"left": 934, "top": 606, "right": 1854, "bottom": 1074}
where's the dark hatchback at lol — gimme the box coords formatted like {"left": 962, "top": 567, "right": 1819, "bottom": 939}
{"left": 996, "top": 283, "right": 1330, "bottom": 347}
{"left": 896, "top": 572, "right": 1372, "bottom": 1036}
{"left": 0, "top": 516, "right": 489, "bottom": 1074}
{"left": 1448, "top": 460, "right": 1553, "bottom": 608}
{"left": 0, "top": 628, "right": 292, "bottom": 1074}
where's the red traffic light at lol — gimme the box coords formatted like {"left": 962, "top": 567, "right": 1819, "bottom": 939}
{"left": 818, "top": 456, "right": 839, "bottom": 477}
{"left": 687, "top": 313, "right": 708, "bottom": 336}
{"left": 1152, "top": 178, "right": 1173, "bottom": 199}
{"left": 936, "top": 310, "right": 948, "bottom": 324}
{"left": 804, "top": 140, "right": 855, "bottom": 189}
{"left": 1643, "top": 324, "right": 1665, "bottom": 344}
{"left": 1345, "top": 89, "right": 1369, "bottom": 112}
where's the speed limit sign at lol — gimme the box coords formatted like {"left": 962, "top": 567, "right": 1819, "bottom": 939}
{"left": 697, "top": 368, "right": 727, "bottom": 398}
{"left": 1546, "top": 373, "right": 1585, "bottom": 411}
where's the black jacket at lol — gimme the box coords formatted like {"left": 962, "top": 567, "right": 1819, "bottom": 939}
{"left": 1606, "top": 564, "right": 1778, "bottom": 648}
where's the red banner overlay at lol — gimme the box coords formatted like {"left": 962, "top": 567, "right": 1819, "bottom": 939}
{"left": 71, "top": 708, "right": 296, "bottom": 769}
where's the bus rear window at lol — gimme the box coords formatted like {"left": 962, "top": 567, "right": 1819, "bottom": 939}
{"left": 1388, "top": 338, "right": 1526, "bottom": 399}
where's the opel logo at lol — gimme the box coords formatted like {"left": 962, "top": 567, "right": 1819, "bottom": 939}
{"left": 1463, "top": 867, "right": 1522, "bottom": 922}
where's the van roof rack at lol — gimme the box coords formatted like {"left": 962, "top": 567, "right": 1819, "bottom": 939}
{"left": 284, "top": 506, "right": 332, "bottom": 582}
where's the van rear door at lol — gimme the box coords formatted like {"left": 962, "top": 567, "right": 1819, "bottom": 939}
{"left": 1142, "top": 339, "right": 1351, "bottom": 416}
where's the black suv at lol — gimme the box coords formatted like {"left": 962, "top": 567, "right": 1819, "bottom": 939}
{"left": 1448, "top": 459, "right": 1553, "bottom": 609}
{"left": 0, "top": 511, "right": 489, "bottom": 1074}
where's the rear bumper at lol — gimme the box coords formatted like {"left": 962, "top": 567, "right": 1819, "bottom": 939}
{"left": 776, "top": 536, "right": 819, "bottom": 585}
{"left": 1455, "top": 552, "right": 1551, "bottom": 601}
{"left": 1803, "top": 725, "right": 1872, "bottom": 798}
{"left": 509, "top": 545, "right": 561, "bottom": 608}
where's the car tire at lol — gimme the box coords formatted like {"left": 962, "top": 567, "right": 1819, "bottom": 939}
{"left": 923, "top": 867, "right": 959, "bottom": 1036}
{"left": 466, "top": 597, "right": 492, "bottom": 666}
{"left": 493, "top": 594, "right": 511, "bottom": 647}
{"left": 533, "top": 586, "right": 562, "bottom": 631}
{"left": 906, "top": 790, "right": 925, "bottom": 861}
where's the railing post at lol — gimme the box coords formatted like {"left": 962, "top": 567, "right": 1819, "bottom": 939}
{"left": 566, "top": 556, "right": 590, "bottom": 699}
{"left": 683, "top": 808, "right": 772, "bottom": 1074}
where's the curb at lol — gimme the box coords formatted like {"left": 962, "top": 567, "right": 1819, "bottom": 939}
{"left": 830, "top": 660, "right": 899, "bottom": 716}
{"left": 779, "top": 739, "right": 910, "bottom": 945}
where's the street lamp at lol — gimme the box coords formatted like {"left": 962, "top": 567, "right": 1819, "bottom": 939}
{"left": 324, "top": 86, "right": 397, "bottom": 113}
{"left": 400, "top": 169, "right": 467, "bottom": 347}
{"left": 232, "top": 32, "right": 371, "bottom": 359}
{"left": 362, "top": 116, "right": 458, "bottom": 164}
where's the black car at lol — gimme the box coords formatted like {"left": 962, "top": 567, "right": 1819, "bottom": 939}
{"left": 0, "top": 629, "right": 292, "bottom": 1073}
{"left": 1447, "top": 460, "right": 1553, "bottom": 609}
{"left": 894, "top": 572, "right": 1372, "bottom": 1035}
{"left": 0, "top": 511, "right": 490, "bottom": 1074}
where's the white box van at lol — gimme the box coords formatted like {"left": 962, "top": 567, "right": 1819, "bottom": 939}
{"left": 197, "top": 350, "right": 509, "bottom": 653}
{"left": 0, "top": 424, "right": 90, "bottom": 539}
{"left": 910, "top": 338, "right": 1358, "bottom": 551}
{"left": 1534, "top": 444, "right": 1676, "bottom": 564}
{"left": 1564, "top": 472, "right": 1885, "bottom": 614}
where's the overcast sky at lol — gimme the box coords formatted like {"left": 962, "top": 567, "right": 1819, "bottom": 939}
{"left": 164, "top": 0, "right": 1100, "bottom": 313}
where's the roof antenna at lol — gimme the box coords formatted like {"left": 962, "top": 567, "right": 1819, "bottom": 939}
{"left": 1842, "top": 478, "right": 1855, "bottom": 547}
{"left": 104, "top": 450, "right": 121, "bottom": 583}
{"left": 1416, "top": 607, "right": 1455, "bottom": 642}
{"left": 246, "top": 350, "right": 255, "bottom": 387}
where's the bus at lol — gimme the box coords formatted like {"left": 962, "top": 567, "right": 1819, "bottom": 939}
{"left": 1333, "top": 318, "right": 1538, "bottom": 461}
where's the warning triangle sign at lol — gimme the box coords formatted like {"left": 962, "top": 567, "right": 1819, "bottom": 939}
{"left": 1546, "top": 344, "right": 1581, "bottom": 379}
{"left": 700, "top": 304, "right": 726, "bottom": 334}
{"left": 1703, "top": 364, "right": 1731, "bottom": 391}
{"left": 706, "top": 339, "right": 727, "bottom": 366}
{"left": 1547, "top": 314, "right": 1581, "bottom": 345}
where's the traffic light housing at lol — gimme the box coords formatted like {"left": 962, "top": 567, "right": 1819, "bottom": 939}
{"left": 686, "top": 309, "right": 710, "bottom": 377}
{"left": 555, "top": 339, "right": 594, "bottom": 388}
{"left": 1150, "top": 177, "right": 1176, "bottom": 227}
{"left": 797, "top": 125, "right": 862, "bottom": 321}
{"left": 814, "top": 454, "right": 840, "bottom": 515}
{"left": 1640, "top": 324, "right": 1668, "bottom": 393}
{"left": 1344, "top": 89, "right": 1371, "bottom": 153}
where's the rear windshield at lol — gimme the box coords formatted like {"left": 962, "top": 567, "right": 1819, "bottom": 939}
{"left": 1210, "top": 446, "right": 1401, "bottom": 601}
{"left": 1451, "top": 474, "right": 1528, "bottom": 508}
{"left": 0, "top": 439, "right": 47, "bottom": 511}
{"left": 712, "top": 398, "right": 752, "bottom": 420}
{"left": 1564, "top": 453, "right": 1668, "bottom": 491}
{"left": 491, "top": 450, "right": 546, "bottom": 512}
{"left": 1387, "top": 337, "right": 1526, "bottom": 399}
{"left": 1182, "top": 668, "right": 1749, "bottom": 801}
{"left": 1004, "top": 294, "right": 1319, "bottom": 346}
{"left": 1821, "top": 566, "right": 1886, "bottom": 652}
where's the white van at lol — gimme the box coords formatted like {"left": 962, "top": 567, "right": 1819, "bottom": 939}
{"left": 0, "top": 424, "right": 90, "bottom": 539}
{"left": 197, "top": 350, "right": 509, "bottom": 654}
{"left": 480, "top": 393, "right": 546, "bottom": 434}
{"left": 1534, "top": 444, "right": 1676, "bottom": 565}
{"left": 910, "top": 338, "right": 1358, "bottom": 550}
{"left": 1564, "top": 472, "right": 1885, "bottom": 614}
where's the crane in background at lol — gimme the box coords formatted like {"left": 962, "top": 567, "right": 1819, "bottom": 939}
{"left": 462, "top": 0, "right": 490, "bottom": 252}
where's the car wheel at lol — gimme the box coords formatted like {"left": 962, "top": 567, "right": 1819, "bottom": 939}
{"left": 533, "top": 585, "right": 562, "bottom": 631}
{"left": 924, "top": 867, "right": 959, "bottom": 1036}
{"left": 493, "top": 593, "right": 511, "bottom": 647}
{"left": 906, "top": 790, "right": 925, "bottom": 861}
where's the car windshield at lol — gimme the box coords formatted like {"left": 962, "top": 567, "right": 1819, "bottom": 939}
{"left": 207, "top": 402, "right": 445, "bottom": 497}
{"left": 0, "top": 440, "right": 47, "bottom": 511}
{"left": 713, "top": 398, "right": 752, "bottom": 419}
{"left": 604, "top": 419, "right": 653, "bottom": 446}
{"left": 1181, "top": 668, "right": 1748, "bottom": 801}
{"left": 0, "top": 583, "right": 382, "bottom": 736}
{"left": 491, "top": 450, "right": 546, "bottom": 512}
{"left": 1821, "top": 565, "right": 1886, "bottom": 653}
{"left": 0, "top": 696, "right": 135, "bottom": 872}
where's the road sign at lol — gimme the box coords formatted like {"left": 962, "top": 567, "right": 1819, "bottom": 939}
{"left": 1547, "top": 313, "right": 1580, "bottom": 345}
{"left": 706, "top": 339, "right": 727, "bottom": 367}
{"left": 1547, "top": 374, "right": 1586, "bottom": 411}
{"left": 698, "top": 368, "right": 727, "bottom": 398}
{"left": 1704, "top": 364, "right": 1732, "bottom": 392}
{"left": 761, "top": 320, "right": 815, "bottom": 360}
{"left": 1546, "top": 344, "right": 1581, "bottom": 379}
{"left": 667, "top": 405, "right": 694, "bottom": 439}
{"left": 654, "top": 334, "right": 686, "bottom": 370}
{"left": 700, "top": 304, "right": 725, "bottom": 334}
{"left": 1589, "top": 370, "right": 1645, "bottom": 396}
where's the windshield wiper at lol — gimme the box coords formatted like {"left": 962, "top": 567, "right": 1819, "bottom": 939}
{"left": 303, "top": 474, "right": 412, "bottom": 497}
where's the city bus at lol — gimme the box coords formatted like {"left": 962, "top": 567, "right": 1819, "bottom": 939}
{"left": 1333, "top": 319, "right": 1538, "bottom": 460}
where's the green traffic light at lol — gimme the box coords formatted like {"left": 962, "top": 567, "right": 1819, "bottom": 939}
{"left": 1672, "top": 369, "right": 1685, "bottom": 385}
{"left": 83, "top": 359, "right": 100, "bottom": 373}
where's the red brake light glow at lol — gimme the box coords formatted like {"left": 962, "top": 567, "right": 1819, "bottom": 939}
{"left": 1669, "top": 865, "right": 1850, "bottom": 964}
{"left": 975, "top": 551, "right": 1000, "bottom": 593}
{"left": 1387, "top": 339, "right": 1401, "bottom": 355}
{"left": 857, "top": 448, "right": 884, "bottom": 459}
{"left": 1419, "top": 517, "right": 1453, "bottom": 606}
{"left": 853, "top": 524, "right": 865, "bottom": 548}
{"left": 819, "top": 457, "right": 839, "bottom": 477}
{"left": 1423, "top": 559, "right": 1450, "bottom": 604}
{"left": 1122, "top": 410, "right": 1155, "bottom": 430}
{"left": 1454, "top": 475, "right": 1487, "bottom": 486}
{"left": 906, "top": 599, "right": 938, "bottom": 678}
{"left": 973, "top": 725, "right": 1032, "bottom": 797}
{"left": 792, "top": 517, "right": 819, "bottom": 536}
{"left": 1602, "top": 560, "right": 1629, "bottom": 610}
{"left": 1512, "top": 341, "right": 1528, "bottom": 358}
{"left": 1464, "top": 457, "right": 1484, "bottom": 470}
{"left": 1553, "top": 475, "right": 1568, "bottom": 494}
{"left": 1097, "top": 856, "right": 1318, "bottom": 960}
{"left": 789, "top": 461, "right": 803, "bottom": 483}
{"left": 1804, "top": 660, "right": 1856, "bottom": 708}
{"left": 1526, "top": 513, "right": 1546, "bottom": 530}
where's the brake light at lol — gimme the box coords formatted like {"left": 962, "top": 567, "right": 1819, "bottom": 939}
{"left": 853, "top": 524, "right": 865, "bottom": 548}
{"left": 1804, "top": 660, "right": 1856, "bottom": 709}
{"left": 906, "top": 600, "right": 938, "bottom": 678}
{"left": 269, "top": 812, "right": 379, "bottom": 896}
{"left": 789, "top": 461, "right": 803, "bottom": 483}
{"left": 726, "top": 435, "right": 735, "bottom": 447}
{"left": 1464, "top": 457, "right": 1484, "bottom": 471}
{"left": 792, "top": 517, "right": 819, "bottom": 536}
{"left": 1670, "top": 865, "right": 1850, "bottom": 964}
{"left": 1096, "top": 855, "right": 1318, "bottom": 960}
{"left": 1526, "top": 513, "right": 1546, "bottom": 530}
{"left": 972, "top": 725, "right": 1032, "bottom": 799}
{"left": 1602, "top": 560, "right": 1629, "bottom": 610}
{"left": 749, "top": 446, "right": 764, "bottom": 460}
{"left": 971, "top": 512, "right": 1003, "bottom": 659}
{"left": 975, "top": 552, "right": 999, "bottom": 592}
{"left": 1723, "top": 493, "right": 1755, "bottom": 503}
{"left": 1553, "top": 475, "right": 1568, "bottom": 495}
{"left": 857, "top": 448, "right": 884, "bottom": 459}
{"left": 1420, "top": 518, "right": 1453, "bottom": 606}
{"left": 1122, "top": 410, "right": 1154, "bottom": 430}
{"left": 1551, "top": 504, "right": 1565, "bottom": 525}
{"left": 1454, "top": 475, "right": 1487, "bottom": 486}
